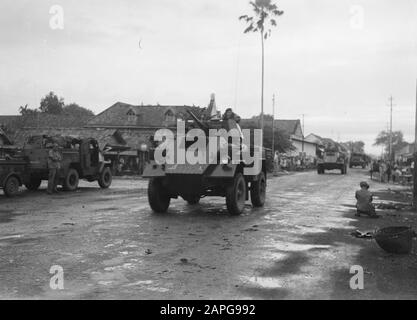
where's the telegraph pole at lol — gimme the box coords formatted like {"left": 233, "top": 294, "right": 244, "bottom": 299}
{"left": 389, "top": 96, "right": 394, "bottom": 162}
{"left": 272, "top": 94, "right": 275, "bottom": 157}
{"left": 414, "top": 80, "right": 417, "bottom": 210}
{"left": 302, "top": 114, "right": 305, "bottom": 153}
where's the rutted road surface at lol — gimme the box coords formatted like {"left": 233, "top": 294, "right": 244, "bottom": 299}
{"left": 1, "top": 169, "right": 416, "bottom": 299}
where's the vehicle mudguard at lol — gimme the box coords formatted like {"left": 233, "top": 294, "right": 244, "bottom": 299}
{"left": 142, "top": 161, "right": 166, "bottom": 178}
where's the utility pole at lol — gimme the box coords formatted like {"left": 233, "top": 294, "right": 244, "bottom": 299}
{"left": 389, "top": 96, "right": 394, "bottom": 162}
{"left": 414, "top": 80, "right": 417, "bottom": 210}
{"left": 272, "top": 94, "right": 275, "bottom": 157}
{"left": 302, "top": 114, "right": 305, "bottom": 153}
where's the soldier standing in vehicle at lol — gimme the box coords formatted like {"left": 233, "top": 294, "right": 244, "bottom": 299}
{"left": 47, "top": 142, "right": 62, "bottom": 194}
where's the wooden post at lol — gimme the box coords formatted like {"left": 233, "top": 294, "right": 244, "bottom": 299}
{"left": 413, "top": 80, "right": 417, "bottom": 210}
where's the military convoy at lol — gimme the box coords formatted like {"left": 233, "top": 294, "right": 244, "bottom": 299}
{"left": 143, "top": 110, "right": 267, "bottom": 215}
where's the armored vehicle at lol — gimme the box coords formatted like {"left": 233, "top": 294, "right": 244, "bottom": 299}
{"left": 143, "top": 110, "right": 267, "bottom": 215}
{"left": 22, "top": 135, "right": 112, "bottom": 191}
{"left": 317, "top": 140, "right": 348, "bottom": 175}
{"left": 349, "top": 152, "right": 366, "bottom": 169}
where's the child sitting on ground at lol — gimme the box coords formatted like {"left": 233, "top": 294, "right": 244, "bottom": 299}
{"left": 355, "top": 181, "right": 378, "bottom": 217}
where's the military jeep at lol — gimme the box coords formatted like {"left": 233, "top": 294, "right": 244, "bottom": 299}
{"left": 143, "top": 110, "right": 267, "bottom": 215}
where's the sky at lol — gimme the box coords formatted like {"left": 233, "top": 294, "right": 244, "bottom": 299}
{"left": 0, "top": 0, "right": 416, "bottom": 155}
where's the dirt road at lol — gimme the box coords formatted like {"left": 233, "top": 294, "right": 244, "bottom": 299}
{"left": 1, "top": 169, "right": 416, "bottom": 299}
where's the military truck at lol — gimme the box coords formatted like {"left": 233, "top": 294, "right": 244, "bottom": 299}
{"left": 349, "top": 152, "right": 366, "bottom": 169}
{"left": 143, "top": 110, "right": 267, "bottom": 215}
{"left": 0, "top": 157, "right": 27, "bottom": 197}
{"left": 0, "top": 129, "right": 27, "bottom": 196}
{"left": 317, "top": 140, "right": 348, "bottom": 175}
{"left": 22, "top": 135, "right": 112, "bottom": 191}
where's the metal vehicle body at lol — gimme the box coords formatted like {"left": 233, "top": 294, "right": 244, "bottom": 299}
{"left": 143, "top": 111, "right": 267, "bottom": 215}
{"left": 349, "top": 152, "right": 366, "bottom": 169}
{"left": 22, "top": 135, "right": 113, "bottom": 191}
{"left": 0, "top": 158, "right": 27, "bottom": 197}
{"left": 317, "top": 140, "right": 348, "bottom": 175}
{"left": 0, "top": 129, "right": 28, "bottom": 196}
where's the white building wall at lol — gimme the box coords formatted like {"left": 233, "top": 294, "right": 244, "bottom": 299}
{"left": 287, "top": 139, "right": 317, "bottom": 158}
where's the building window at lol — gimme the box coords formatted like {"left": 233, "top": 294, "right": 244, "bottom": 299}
{"left": 165, "top": 110, "right": 175, "bottom": 123}
{"left": 127, "top": 109, "right": 136, "bottom": 123}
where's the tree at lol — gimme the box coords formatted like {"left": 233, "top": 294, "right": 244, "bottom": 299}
{"left": 19, "top": 104, "right": 38, "bottom": 116}
{"left": 39, "top": 91, "right": 64, "bottom": 114}
{"left": 241, "top": 115, "right": 294, "bottom": 153}
{"left": 343, "top": 141, "right": 365, "bottom": 154}
{"left": 239, "top": 0, "right": 284, "bottom": 135}
{"left": 374, "top": 130, "right": 408, "bottom": 156}
{"left": 63, "top": 103, "right": 95, "bottom": 119}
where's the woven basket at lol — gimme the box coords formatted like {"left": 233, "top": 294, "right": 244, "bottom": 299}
{"left": 374, "top": 226, "right": 413, "bottom": 254}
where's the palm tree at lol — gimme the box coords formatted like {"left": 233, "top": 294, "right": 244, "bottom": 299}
{"left": 239, "top": 0, "right": 284, "bottom": 135}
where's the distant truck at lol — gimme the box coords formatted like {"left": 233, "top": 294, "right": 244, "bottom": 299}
{"left": 317, "top": 140, "right": 348, "bottom": 175}
{"left": 349, "top": 152, "right": 366, "bottom": 169}
{"left": 22, "top": 135, "right": 113, "bottom": 191}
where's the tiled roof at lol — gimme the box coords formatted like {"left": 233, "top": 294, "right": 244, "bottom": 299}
{"left": 0, "top": 114, "right": 93, "bottom": 130}
{"left": 240, "top": 118, "right": 301, "bottom": 136}
{"left": 274, "top": 120, "right": 301, "bottom": 136}
{"left": 86, "top": 102, "right": 205, "bottom": 128}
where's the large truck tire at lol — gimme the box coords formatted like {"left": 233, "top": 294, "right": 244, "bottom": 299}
{"left": 98, "top": 167, "right": 112, "bottom": 189}
{"left": 226, "top": 173, "right": 246, "bottom": 215}
{"left": 63, "top": 168, "right": 79, "bottom": 191}
{"left": 4, "top": 176, "right": 20, "bottom": 197}
{"left": 148, "top": 178, "right": 170, "bottom": 213}
{"left": 251, "top": 171, "right": 266, "bottom": 207}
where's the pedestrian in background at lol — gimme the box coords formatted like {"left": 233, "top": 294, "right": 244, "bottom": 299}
{"left": 379, "top": 161, "right": 386, "bottom": 183}
{"left": 47, "top": 142, "right": 62, "bottom": 194}
{"left": 386, "top": 162, "right": 392, "bottom": 183}
{"left": 370, "top": 161, "right": 379, "bottom": 180}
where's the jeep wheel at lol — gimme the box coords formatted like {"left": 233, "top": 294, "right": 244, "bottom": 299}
{"left": 251, "top": 172, "right": 266, "bottom": 207}
{"left": 98, "top": 167, "right": 112, "bottom": 189}
{"left": 226, "top": 173, "right": 246, "bottom": 215}
{"left": 4, "top": 176, "right": 20, "bottom": 197}
{"left": 148, "top": 178, "right": 170, "bottom": 213}
{"left": 25, "top": 175, "right": 42, "bottom": 191}
{"left": 63, "top": 168, "right": 79, "bottom": 191}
